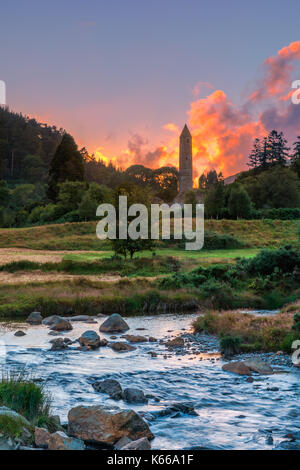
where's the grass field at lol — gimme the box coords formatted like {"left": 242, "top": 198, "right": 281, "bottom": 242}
{"left": 63, "top": 248, "right": 259, "bottom": 263}
{"left": 0, "top": 219, "right": 298, "bottom": 320}
{"left": 0, "top": 219, "right": 297, "bottom": 250}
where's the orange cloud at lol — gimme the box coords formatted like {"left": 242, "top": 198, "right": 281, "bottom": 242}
{"left": 90, "top": 41, "right": 300, "bottom": 182}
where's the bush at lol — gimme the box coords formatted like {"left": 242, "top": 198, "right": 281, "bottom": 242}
{"left": 220, "top": 335, "right": 242, "bottom": 357}
{"left": 239, "top": 246, "right": 300, "bottom": 275}
{"left": 0, "top": 372, "right": 51, "bottom": 421}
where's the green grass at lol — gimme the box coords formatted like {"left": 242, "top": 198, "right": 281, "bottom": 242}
{"left": 62, "top": 248, "right": 259, "bottom": 262}
{"left": 0, "top": 372, "right": 50, "bottom": 421}
{"left": 0, "top": 219, "right": 297, "bottom": 250}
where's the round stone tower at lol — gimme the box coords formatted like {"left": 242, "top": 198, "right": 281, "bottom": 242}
{"left": 179, "top": 124, "right": 193, "bottom": 193}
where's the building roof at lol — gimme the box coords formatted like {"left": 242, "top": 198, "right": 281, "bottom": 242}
{"left": 180, "top": 123, "right": 191, "bottom": 137}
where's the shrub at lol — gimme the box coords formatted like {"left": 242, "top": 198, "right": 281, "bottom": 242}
{"left": 220, "top": 335, "right": 242, "bottom": 357}
{"left": 239, "top": 246, "right": 300, "bottom": 275}
{"left": 0, "top": 372, "right": 51, "bottom": 421}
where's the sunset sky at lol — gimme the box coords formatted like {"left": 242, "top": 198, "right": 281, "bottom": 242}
{"left": 1, "top": 0, "right": 300, "bottom": 181}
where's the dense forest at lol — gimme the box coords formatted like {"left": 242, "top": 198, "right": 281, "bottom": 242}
{"left": 0, "top": 107, "right": 299, "bottom": 228}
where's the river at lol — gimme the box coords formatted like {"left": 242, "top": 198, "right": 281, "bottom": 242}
{"left": 0, "top": 313, "right": 299, "bottom": 450}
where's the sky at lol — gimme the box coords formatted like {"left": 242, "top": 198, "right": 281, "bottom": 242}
{"left": 1, "top": 0, "right": 300, "bottom": 181}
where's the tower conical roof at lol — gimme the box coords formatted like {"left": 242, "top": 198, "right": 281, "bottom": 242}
{"left": 180, "top": 124, "right": 191, "bottom": 137}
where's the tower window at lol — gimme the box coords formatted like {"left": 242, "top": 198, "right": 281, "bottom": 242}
{"left": 186, "top": 138, "right": 189, "bottom": 143}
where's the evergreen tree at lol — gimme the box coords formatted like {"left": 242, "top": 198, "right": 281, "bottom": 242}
{"left": 267, "top": 130, "right": 290, "bottom": 165}
{"left": 248, "top": 138, "right": 261, "bottom": 168}
{"left": 259, "top": 137, "right": 269, "bottom": 168}
{"left": 47, "top": 133, "right": 85, "bottom": 201}
{"left": 291, "top": 136, "right": 300, "bottom": 163}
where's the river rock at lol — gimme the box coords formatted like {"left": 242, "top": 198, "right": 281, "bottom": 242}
{"left": 65, "top": 315, "right": 93, "bottom": 322}
{"left": 0, "top": 406, "right": 30, "bottom": 426}
{"left": 244, "top": 359, "right": 273, "bottom": 375}
{"left": 92, "top": 379, "right": 123, "bottom": 400}
{"left": 26, "top": 311, "right": 43, "bottom": 325}
{"left": 68, "top": 405, "right": 154, "bottom": 444}
{"left": 110, "top": 342, "right": 136, "bottom": 353}
{"left": 50, "top": 338, "right": 68, "bottom": 351}
{"left": 166, "top": 337, "right": 184, "bottom": 348}
{"left": 0, "top": 436, "right": 15, "bottom": 450}
{"left": 120, "top": 437, "right": 151, "bottom": 450}
{"left": 79, "top": 330, "right": 101, "bottom": 349}
{"left": 114, "top": 435, "right": 132, "bottom": 450}
{"left": 99, "top": 314, "right": 129, "bottom": 333}
{"left": 222, "top": 362, "right": 252, "bottom": 376}
{"left": 42, "top": 315, "right": 60, "bottom": 326}
{"left": 122, "top": 334, "right": 147, "bottom": 343}
{"left": 123, "top": 388, "right": 148, "bottom": 404}
{"left": 50, "top": 317, "right": 73, "bottom": 332}
{"left": 48, "top": 431, "right": 85, "bottom": 450}
{"left": 34, "top": 427, "right": 50, "bottom": 448}
{"left": 148, "top": 337, "right": 157, "bottom": 342}
{"left": 14, "top": 330, "right": 26, "bottom": 337}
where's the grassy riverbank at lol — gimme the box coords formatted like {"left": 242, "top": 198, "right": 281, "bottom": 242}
{"left": 193, "top": 303, "right": 300, "bottom": 353}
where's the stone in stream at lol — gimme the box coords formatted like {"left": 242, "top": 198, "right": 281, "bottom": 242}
{"left": 68, "top": 405, "right": 154, "bottom": 445}
{"left": 110, "top": 342, "right": 136, "bottom": 353}
{"left": 243, "top": 359, "right": 273, "bottom": 375}
{"left": 92, "top": 379, "right": 123, "bottom": 400}
{"left": 48, "top": 431, "right": 85, "bottom": 450}
{"left": 50, "top": 317, "right": 73, "bottom": 332}
{"left": 14, "top": 330, "right": 26, "bottom": 337}
{"left": 114, "top": 435, "right": 132, "bottom": 450}
{"left": 42, "top": 315, "right": 60, "bottom": 326}
{"left": 122, "top": 334, "right": 147, "bottom": 343}
{"left": 222, "top": 361, "right": 252, "bottom": 376}
{"left": 120, "top": 437, "right": 151, "bottom": 450}
{"left": 79, "top": 330, "right": 102, "bottom": 349}
{"left": 99, "top": 313, "right": 129, "bottom": 333}
{"left": 123, "top": 388, "right": 148, "bottom": 404}
{"left": 34, "top": 427, "right": 51, "bottom": 448}
{"left": 50, "top": 338, "right": 69, "bottom": 351}
{"left": 26, "top": 311, "right": 43, "bottom": 325}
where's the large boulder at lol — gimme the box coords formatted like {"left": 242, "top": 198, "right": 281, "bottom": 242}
{"left": 79, "top": 330, "right": 101, "bottom": 349}
{"left": 26, "top": 311, "right": 43, "bottom": 325}
{"left": 42, "top": 315, "right": 60, "bottom": 326}
{"left": 34, "top": 427, "right": 50, "bottom": 448}
{"left": 0, "top": 406, "right": 30, "bottom": 426}
{"left": 92, "top": 379, "right": 123, "bottom": 400}
{"left": 68, "top": 405, "right": 154, "bottom": 445}
{"left": 243, "top": 359, "right": 273, "bottom": 375}
{"left": 50, "top": 317, "right": 73, "bottom": 332}
{"left": 121, "top": 437, "right": 151, "bottom": 450}
{"left": 48, "top": 431, "right": 85, "bottom": 450}
{"left": 99, "top": 314, "right": 129, "bottom": 333}
{"left": 123, "top": 388, "right": 148, "bottom": 404}
{"left": 110, "top": 342, "right": 136, "bottom": 353}
{"left": 222, "top": 362, "right": 252, "bottom": 376}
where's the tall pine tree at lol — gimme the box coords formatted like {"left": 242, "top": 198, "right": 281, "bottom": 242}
{"left": 291, "top": 136, "right": 300, "bottom": 163}
{"left": 47, "top": 133, "right": 85, "bottom": 201}
{"left": 248, "top": 138, "right": 261, "bottom": 168}
{"left": 267, "top": 130, "right": 290, "bottom": 165}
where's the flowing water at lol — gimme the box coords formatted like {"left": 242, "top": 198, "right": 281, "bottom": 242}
{"left": 0, "top": 313, "right": 299, "bottom": 450}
